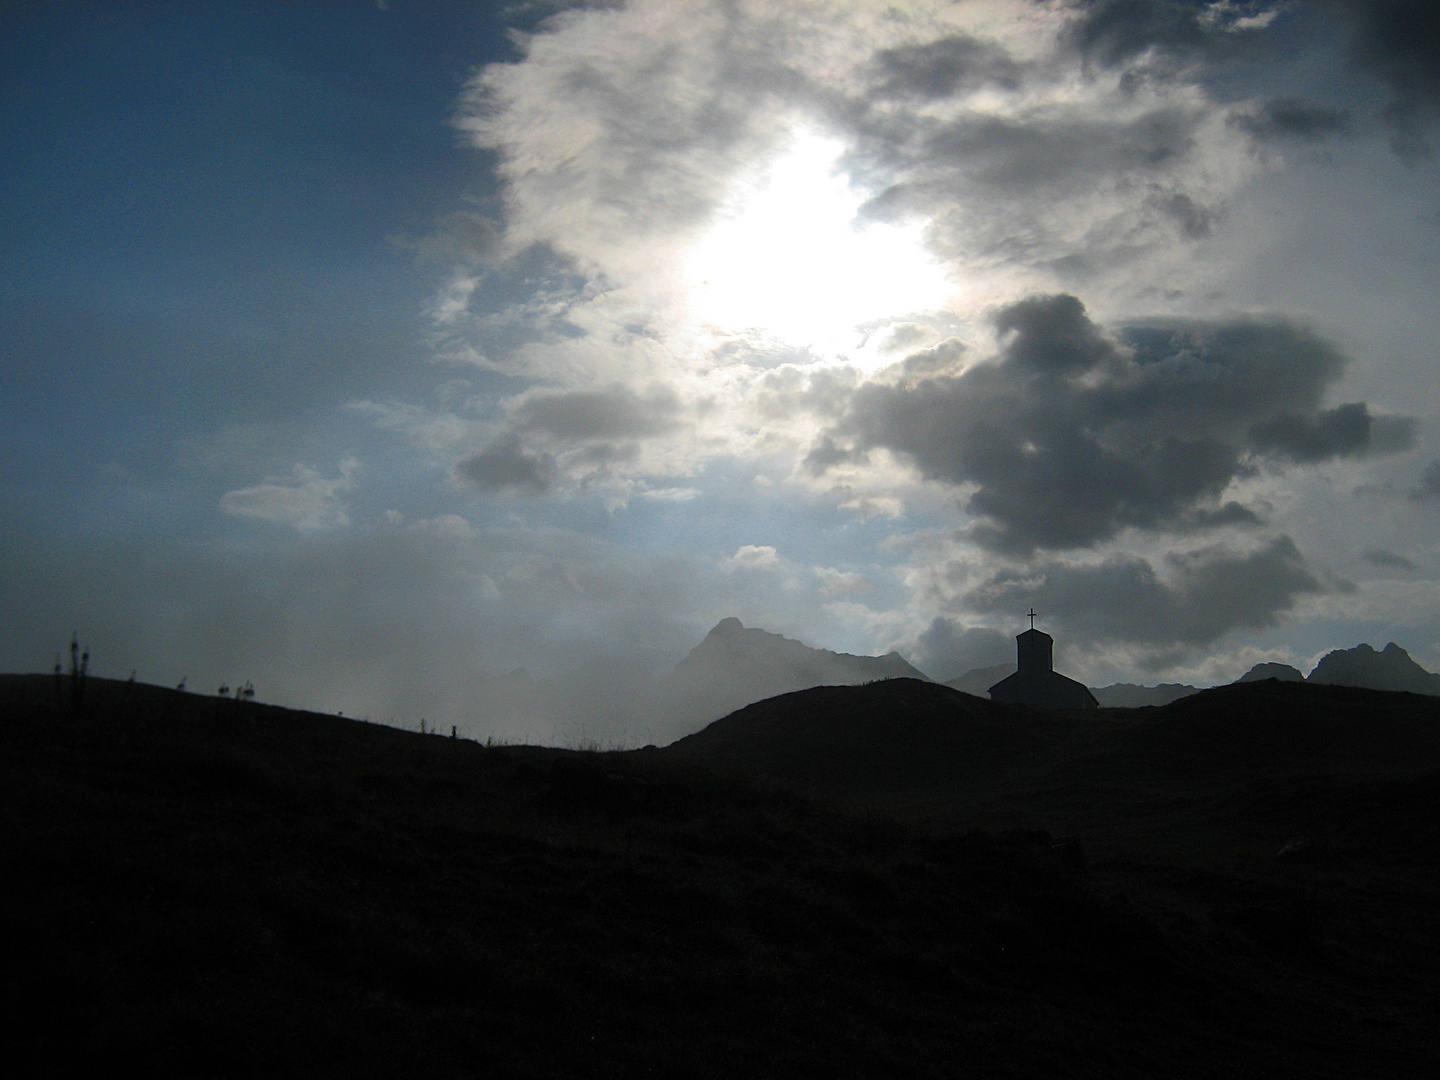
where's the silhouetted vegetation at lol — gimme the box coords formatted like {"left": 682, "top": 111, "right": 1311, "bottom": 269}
{"left": 2, "top": 674, "right": 1437, "bottom": 1077}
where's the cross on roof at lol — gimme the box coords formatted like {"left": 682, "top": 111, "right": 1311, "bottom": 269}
{"left": 1027, "top": 608, "right": 1037, "bottom": 630}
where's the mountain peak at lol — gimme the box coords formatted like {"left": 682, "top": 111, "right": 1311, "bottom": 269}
{"left": 664, "top": 619, "right": 929, "bottom": 731}
{"left": 1236, "top": 662, "right": 1305, "bottom": 684}
{"left": 1308, "top": 642, "right": 1440, "bottom": 696}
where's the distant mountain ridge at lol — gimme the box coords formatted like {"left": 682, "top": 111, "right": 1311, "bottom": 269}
{"left": 662, "top": 617, "right": 928, "bottom": 730}
{"left": 1091, "top": 683, "right": 1200, "bottom": 708}
{"left": 940, "top": 641, "right": 1440, "bottom": 708}
{"left": 943, "top": 663, "right": 1014, "bottom": 697}
{"left": 1237, "top": 662, "right": 1305, "bottom": 683}
{"left": 459, "top": 630, "right": 1438, "bottom": 744}
{"left": 1307, "top": 642, "right": 1440, "bottom": 696}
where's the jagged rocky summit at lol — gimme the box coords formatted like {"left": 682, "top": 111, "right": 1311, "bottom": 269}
{"left": 673, "top": 617, "right": 925, "bottom": 686}
{"left": 660, "top": 617, "right": 928, "bottom": 729}
{"left": 1307, "top": 642, "right": 1440, "bottom": 696}
{"left": 1236, "top": 662, "right": 1306, "bottom": 683}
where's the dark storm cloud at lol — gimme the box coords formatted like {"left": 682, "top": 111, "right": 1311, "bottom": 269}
{"left": 838, "top": 90, "right": 1220, "bottom": 274}
{"left": 919, "top": 107, "right": 1200, "bottom": 191}
{"left": 965, "top": 536, "right": 1321, "bottom": 647}
{"left": 1410, "top": 459, "right": 1440, "bottom": 501}
{"left": 1228, "top": 97, "right": 1353, "bottom": 142}
{"left": 1249, "top": 402, "right": 1414, "bottom": 462}
{"left": 909, "top": 618, "right": 1012, "bottom": 682}
{"left": 871, "top": 34, "right": 1022, "bottom": 100}
{"left": 1364, "top": 548, "right": 1418, "bottom": 571}
{"left": 992, "top": 294, "right": 1111, "bottom": 372}
{"left": 1328, "top": 0, "right": 1440, "bottom": 154}
{"left": 455, "top": 434, "right": 555, "bottom": 493}
{"left": 454, "top": 384, "right": 683, "bottom": 493}
{"left": 1176, "top": 501, "right": 1264, "bottom": 530}
{"left": 803, "top": 435, "right": 859, "bottom": 475}
{"left": 1066, "top": 0, "right": 1273, "bottom": 72}
{"left": 893, "top": 337, "right": 968, "bottom": 383}
{"left": 816, "top": 294, "right": 1410, "bottom": 554}
{"left": 512, "top": 383, "right": 681, "bottom": 441}
{"left": 1156, "top": 191, "right": 1214, "bottom": 238}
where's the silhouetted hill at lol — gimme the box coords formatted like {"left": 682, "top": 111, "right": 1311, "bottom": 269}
{"left": 1237, "top": 662, "right": 1305, "bottom": 683}
{"left": 658, "top": 617, "right": 928, "bottom": 730}
{"left": 5, "top": 672, "right": 1439, "bottom": 1077}
{"left": 660, "top": 676, "right": 1440, "bottom": 813}
{"left": 1307, "top": 642, "right": 1440, "bottom": 695}
{"left": 658, "top": 677, "right": 1440, "bottom": 1076}
{"left": 0, "top": 673, "right": 1157, "bottom": 1078}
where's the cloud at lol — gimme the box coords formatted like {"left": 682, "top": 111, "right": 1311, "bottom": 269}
{"left": 1066, "top": 0, "right": 1277, "bottom": 72}
{"left": 838, "top": 494, "right": 905, "bottom": 521}
{"left": 638, "top": 486, "right": 700, "bottom": 502}
{"left": 963, "top": 536, "right": 1322, "bottom": 648}
{"left": 721, "top": 544, "right": 780, "bottom": 572}
{"left": 392, "top": 210, "right": 501, "bottom": 267}
{"left": 1364, "top": 548, "right": 1418, "bottom": 571}
{"left": 1411, "top": 459, "right": 1440, "bottom": 501}
{"left": 512, "top": 383, "right": 681, "bottom": 441}
{"left": 1329, "top": 0, "right": 1440, "bottom": 155}
{"left": 1228, "top": 96, "right": 1353, "bottom": 142}
{"left": 402, "top": 513, "right": 479, "bottom": 544}
{"left": 455, "top": 434, "right": 555, "bottom": 493}
{"left": 846, "top": 95, "right": 1248, "bottom": 277}
{"left": 817, "top": 294, "right": 1413, "bottom": 554}
{"left": 1249, "top": 402, "right": 1414, "bottom": 463}
{"left": 814, "top": 566, "right": 871, "bottom": 597}
{"left": 870, "top": 34, "right": 1022, "bottom": 100}
{"left": 444, "top": 0, "right": 1276, "bottom": 389}
{"left": 219, "top": 459, "right": 359, "bottom": 532}
{"left": 450, "top": 383, "right": 688, "bottom": 498}
{"left": 907, "top": 617, "right": 1012, "bottom": 682}
{"left": 890, "top": 337, "right": 968, "bottom": 383}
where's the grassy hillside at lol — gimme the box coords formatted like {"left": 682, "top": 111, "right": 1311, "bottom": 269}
{"left": 660, "top": 677, "right": 1440, "bottom": 1075}
{"left": 3, "top": 674, "right": 1438, "bottom": 1077}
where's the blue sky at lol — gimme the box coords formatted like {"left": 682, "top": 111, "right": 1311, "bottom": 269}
{"left": 4, "top": 1, "right": 1440, "bottom": 741}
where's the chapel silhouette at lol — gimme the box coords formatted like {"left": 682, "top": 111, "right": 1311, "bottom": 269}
{"left": 988, "top": 612, "right": 1098, "bottom": 709}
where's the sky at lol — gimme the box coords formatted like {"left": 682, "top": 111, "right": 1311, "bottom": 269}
{"left": 3, "top": 0, "right": 1439, "bottom": 742}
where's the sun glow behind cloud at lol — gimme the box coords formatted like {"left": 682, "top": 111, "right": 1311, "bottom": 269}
{"left": 682, "top": 130, "right": 953, "bottom": 362}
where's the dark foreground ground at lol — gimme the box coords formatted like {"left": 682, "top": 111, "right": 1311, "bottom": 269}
{"left": 2, "top": 674, "right": 1437, "bottom": 1078}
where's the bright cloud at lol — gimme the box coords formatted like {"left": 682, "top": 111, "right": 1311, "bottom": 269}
{"left": 722, "top": 544, "right": 781, "bottom": 572}
{"left": 409, "top": 0, "right": 1439, "bottom": 688}
{"left": 682, "top": 128, "right": 953, "bottom": 360}
{"left": 219, "top": 460, "right": 361, "bottom": 533}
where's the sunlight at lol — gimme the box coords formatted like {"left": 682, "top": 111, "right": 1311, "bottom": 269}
{"left": 683, "top": 130, "right": 952, "bottom": 362}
